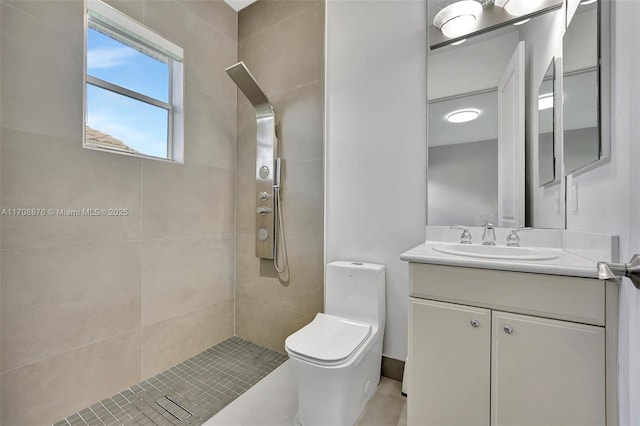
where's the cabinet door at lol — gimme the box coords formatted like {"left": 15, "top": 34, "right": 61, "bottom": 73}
{"left": 409, "top": 299, "right": 491, "bottom": 426}
{"left": 491, "top": 311, "right": 605, "bottom": 426}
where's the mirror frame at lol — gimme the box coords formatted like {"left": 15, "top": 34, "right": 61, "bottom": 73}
{"left": 562, "top": 0, "right": 611, "bottom": 177}
{"left": 538, "top": 57, "right": 559, "bottom": 187}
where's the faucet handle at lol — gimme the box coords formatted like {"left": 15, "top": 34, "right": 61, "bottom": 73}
{"left": 450, "top": 225, "right": 473, "bottom": 244}
{"left": 506, "top": 227, "right": 532, "bottom": 247}
{"left": 481, "top": 222, "right": 497, "bottom": 246}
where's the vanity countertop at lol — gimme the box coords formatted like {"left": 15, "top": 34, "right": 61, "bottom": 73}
{"left": 400, "top": 241, "right": 600, "bottom": 278}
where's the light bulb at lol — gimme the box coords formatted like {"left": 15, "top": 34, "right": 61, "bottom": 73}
{"left": 434, "top": 1, "right": 483, "bottom": 38}
{"left": 503, "top": 0, "right": 544, "bottom": 16}
{"left": 446, "top": 109, "right": 480, "bottom": 123}
{"left": 441, "top": 15, "right": 477, "bottom": 38}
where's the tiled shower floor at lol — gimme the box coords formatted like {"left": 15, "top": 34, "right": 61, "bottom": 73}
{"left": 53, "top": 337, "right": 288, "bottom": 426}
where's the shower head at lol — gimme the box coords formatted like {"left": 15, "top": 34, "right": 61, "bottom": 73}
{"left": 225, "top": 61, "right": 273, "bottom": 116}
{"left": 225, "top": 61, "right": 279, "bottom": 261}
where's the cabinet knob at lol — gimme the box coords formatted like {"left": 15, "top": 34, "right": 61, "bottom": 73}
{"left": 503, "top": 325, "right": 514, "bottom": 334}
{"left": 470, "top": 319, "right": 479, "bottom": 327}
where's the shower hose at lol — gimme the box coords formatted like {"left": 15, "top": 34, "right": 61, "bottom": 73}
{"left": 273, "top": 185, "right": 288, "bottom": 274}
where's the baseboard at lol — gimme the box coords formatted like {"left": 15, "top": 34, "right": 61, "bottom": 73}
{"left": 381, "top": 356, "right": 405, "bottom": 382}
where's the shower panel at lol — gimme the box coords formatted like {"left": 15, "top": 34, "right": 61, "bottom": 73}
{"left": 225, "top": 62, "right": 281, "bottom": 262}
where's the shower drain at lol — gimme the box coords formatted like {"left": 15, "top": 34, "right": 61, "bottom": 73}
{"left": 155, "top": 396, "right": 193, "bottom": 422}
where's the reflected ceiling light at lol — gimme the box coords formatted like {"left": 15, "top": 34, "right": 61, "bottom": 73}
{"left": 451, "top": 39, "right": 467, "bottom": 46}
{"left": 513, "top": 18, "right": 531, "bottom": 25}
{"left": 501, "top": 0, "right": 544, "bottom": 16}
{"left": 538, "top": 93, "right": 553, "bottom": 110}
{"left": 446, "top": 109, "right": 480, "bottom": 123}
{"left": 433, "top": 1, "right": 483, "bottom": 38}
{"left": 580, "top": 0, "right": 597, "bottom": 5}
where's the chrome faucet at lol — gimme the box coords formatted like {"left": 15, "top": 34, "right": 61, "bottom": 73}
{"left": 482, "top": 222, "right": 496, "bottom": 246}
{"left": 450, "top": 225, "right": 472, "bottom": 244}
{"left": 506, "top": 227, "right": 532, "bottom": 247}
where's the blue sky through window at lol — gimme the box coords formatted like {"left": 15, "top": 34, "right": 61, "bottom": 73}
{"left": 86, "top": 85, "right": 168, "bottom": 158}
{"left": 86, "top": 26, "right": 170, "bottom": 158}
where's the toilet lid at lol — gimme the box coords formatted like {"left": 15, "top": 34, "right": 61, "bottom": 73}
{"left": 285, "top": 313, "right": 371, "bottom": 364}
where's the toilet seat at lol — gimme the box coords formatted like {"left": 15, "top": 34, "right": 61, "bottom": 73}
{"left": 285, "top": 313, "right": 372, "bottom": 366}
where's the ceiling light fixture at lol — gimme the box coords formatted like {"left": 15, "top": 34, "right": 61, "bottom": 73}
{"left": 451, "top": 39, "right": 467, "bottom": 46}
{"left": 446, "top": 109, "right": 480, "bottom": 123}
{"left": 538, "top": 93, "right": 553, "bottom": 110}
{"left": 501, "top": 0, "right": 544, "bottom": 16}
{"left": 580, "top": 0, "right": 597, "bottom": 5}
{"left": 433, "top": 1, "right": 483, "bottom": 39}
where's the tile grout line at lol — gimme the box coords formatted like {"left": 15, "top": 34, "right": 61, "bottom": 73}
{"left": 173, "top": 0, "right": 238, "bottom": 46}
{"left": 267, "top": 77, "right": 324, "bottom": 99}
{"left": 1, "top": 327, "right": 141, "bottom": 375}
{"left": 1, "top": 1, "right": 77, "bottom": 37}
{"left": 235, "top": 295, "right": 316, "bottom": 323}
{"left": 0, "top": 232, "right": 237, "bottom": 252}
{"left": 140, "top": 148, "right": 144, "bottom": 386}
{"left": 233, "top": 60, "right": 239, "bottom": 339}
{"left": 238, "top": 1, "right": 322, "bottom": 45}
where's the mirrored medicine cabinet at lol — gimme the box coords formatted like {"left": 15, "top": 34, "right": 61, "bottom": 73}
{"left": 563, "top": 0, "right": 606, "bottom": 174}
{"left": 426, "top": 0, "right": 609, "bottom": 230}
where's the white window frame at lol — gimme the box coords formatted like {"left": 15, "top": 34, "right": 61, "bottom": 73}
{"left": 83, "top": 0, "right": 184, "bottom": 162}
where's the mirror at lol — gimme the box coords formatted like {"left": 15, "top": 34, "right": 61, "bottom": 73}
{"left": 427, "top": 15, "right": 532, "bottom": 228}
{"left": 427, "top": 0, "right": 605, "bottom": 230}
{"left": 428, "top": 89, "right": 499, "bottom": 226}
{"left": 563, "top": 0, "right": 601, "bottom": 174}
{"left": 538, "top": 59, "right": 556, "bottom": 186}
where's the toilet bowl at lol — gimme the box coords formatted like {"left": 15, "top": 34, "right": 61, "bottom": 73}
{"left": 285, "top": 261, "right": 385, "bottom": 426}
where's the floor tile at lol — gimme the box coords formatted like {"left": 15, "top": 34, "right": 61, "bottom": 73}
{"left": 53, "top": 337, "right": 287, "bottom": 426}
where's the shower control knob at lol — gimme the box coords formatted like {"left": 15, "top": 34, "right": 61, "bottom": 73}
{"left": 256, "top": 206, "right": 272, "bottom": 215}
{"left": 257, "top": 228, "right": 269, "bottom": 241}
{"left": 259, "top": 192, "right": 271, "bottom": 201}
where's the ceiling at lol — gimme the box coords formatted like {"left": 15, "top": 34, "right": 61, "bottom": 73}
{"left": 229, "top": 1, "right": 495, "bottom": 20}
{"left": 224, "top": 0, "right": 257, "bottom": 12}
{"left": 429, "top": 90, "right": 498, "bottom": 147}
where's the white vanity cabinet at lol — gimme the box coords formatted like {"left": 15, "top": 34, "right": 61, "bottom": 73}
{"left": 410, "top": 299, "right": 491, "bottom": 425}
{"left": 491, "top": 311, "right": 604, "bottom": 425}
{"left": 408, "top": 263, "right": 618, "bottom": 426}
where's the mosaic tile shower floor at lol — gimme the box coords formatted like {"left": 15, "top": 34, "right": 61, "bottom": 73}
{"left": 53, "top": 337, "right": 288, "bottom": 426}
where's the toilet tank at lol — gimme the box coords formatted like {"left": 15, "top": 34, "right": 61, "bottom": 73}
{"left": 325, "top": 261, "right": 385, "bottom": 328}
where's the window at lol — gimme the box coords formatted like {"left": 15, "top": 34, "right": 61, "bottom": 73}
{"left": 84, "top": 0, "right": 184, "bottom": 161}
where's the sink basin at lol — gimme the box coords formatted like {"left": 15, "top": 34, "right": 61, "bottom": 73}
{"left": 432, "top": 244, "right": 560, "bottom": 261}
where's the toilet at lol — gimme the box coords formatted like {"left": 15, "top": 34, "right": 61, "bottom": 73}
{"left": 285, "top": 261, "right": 385, "bottom": 426}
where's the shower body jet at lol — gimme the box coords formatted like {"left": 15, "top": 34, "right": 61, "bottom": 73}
{"left": 225, "top": 62, "right": 281, "bottom": 262}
